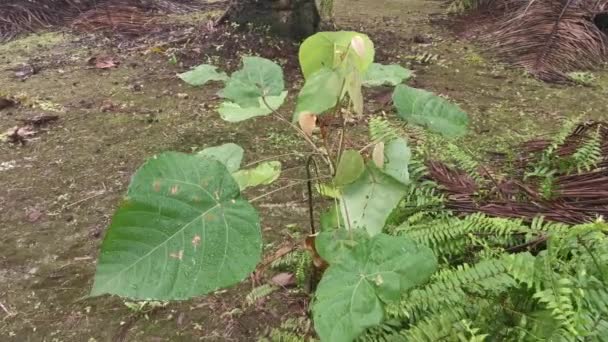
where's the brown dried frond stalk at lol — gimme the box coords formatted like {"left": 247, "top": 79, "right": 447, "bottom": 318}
{"left": 484, "top": 0, "right": 608, "bottom": 81}
{"left": 428, "top": 121, "right": 608, "bottom": 224}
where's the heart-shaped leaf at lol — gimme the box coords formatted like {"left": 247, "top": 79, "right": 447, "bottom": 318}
{"left": 91, "top": 152, "right": 262, "bottom": 300}
{"left": 221, "top": 57, "right": 285, "bottom": 108}
{"left": 299, "top": 32, "right": 374, "bottom": 79}
{"left": 232, "top": 161, "right": 282, "bottom": 190}
{"left": 178, "top": 64, "right": 228, "bottom": 86}
{"left": 313, "top": 233, "right": 438, "bottom": 342}
{"left": 363, "top": 63, "right": 412, "bottom": 87}
{"left": 218, "top": 91, "right": 287, "bottom": 122}
{"left": 197, "top": 143, "right": 244, "bottom": 173}
{"left": 392, "top": 85, "right": 468, "bottom": 138}
{"left": 334, "top": 150, "right": 365, "bottom": 186}
{"left": 339, "top": 164, "right": 407, "bottom": 236}
{"left": 294, "top": 68, "right": 343, "bottom": 121}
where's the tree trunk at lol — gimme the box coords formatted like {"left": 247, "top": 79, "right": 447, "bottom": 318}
{"left": 225, "top": 0, "right": 320, "bottom": 41}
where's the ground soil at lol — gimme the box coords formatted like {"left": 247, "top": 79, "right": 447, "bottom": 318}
{"left": 1, "top": 0, "right": 606, "bottom": 341}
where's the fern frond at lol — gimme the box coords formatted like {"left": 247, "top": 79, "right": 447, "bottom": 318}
{"left": 387, "top": 257, "right": 516, "bottom": 321}
{"left": 446, "top": 143, "right": 485, "bottom": 184}
{"left": 246, "top": 284, "right": 276, "bottom": 306}
{"left": 397, "top": 214, "right": 528, "bottom": 256}
{"left": 369, "top": 117, "right": 400, "bottom": 144}
{"left": 571, "top": 126, "right": 602, "bottom": 173}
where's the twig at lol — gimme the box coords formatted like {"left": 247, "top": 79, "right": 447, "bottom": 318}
{"left": 65, "top": 191, "right": 104, "bottom": 209}
{"left": 249, "top": 181, "right": 309, "bottom": 203}
{"left": 0, "top": 302, "right": 14, "bottom": 317}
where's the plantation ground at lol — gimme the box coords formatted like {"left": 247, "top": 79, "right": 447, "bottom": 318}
{"left": 1, "top": 0, "right": 606, "bottom": 341}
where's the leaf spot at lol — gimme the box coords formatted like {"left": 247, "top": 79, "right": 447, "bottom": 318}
{"left": 170, "top": 185, "right": 180, "bottom": 195}
{"left": 152, "top": 180, "right": 162, "bottom": 192}
{"left": 169, "top": 250, "right": 183, "bottom": 260}
{"left": 192, "top": 235, "right": 201, "bottom": 248}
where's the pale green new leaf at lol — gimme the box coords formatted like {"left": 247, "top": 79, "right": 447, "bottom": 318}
{"left": 381, "top": 137, "right": 411, "bottom": 185}
{"left": 218, "top": 91, "right": 287, "bottom": 122}
{"left": 363, "top": 63, "right": 412, "bottom": 87}
{"left": 334, "top": 150, "right": 365, "bottom": 186}
{"left": 196, "top": 143, "right": 243, "bottom": 173}
{"left": 178, "top": 64, "right": 228, "bottom": 86}
{"left": 316, "top": 183, "right": 340, "bottom": 198}
{"left": 392, "top": 85, "right": 468, "bottom": 138}
{"left": 221, "top": 57, "right": 285, "bottom": 107}
{"left": 294, "top": 68, "right": 343, "bottom": 120}
{"left": 91, "top": 152, "right": 262, "bottom": 300}
{"left": 344, "top": 68, "right": 364, "bottom": 115}
{"left": 313, "top": 234, "right": 438, "bottom": 342}
{"left": 299, "top": 31, "right": 374, "bottom": 79}
{"left": 339, "top": 164, "right": 407, "bottom": 236}
{"left": 232, "top": 161, "right": 281, "bottom": 190}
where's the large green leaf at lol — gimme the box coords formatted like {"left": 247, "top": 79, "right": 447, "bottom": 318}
{"left": 339, "top": 164, "right": 407, "bottom": 236}
{"left": 363, "top": 63, "right": 412, "bottom": 87}
{"left": 294, "top": 68, "right": 343, "bottom": 120}
{"left": 196, "top": 143, "right": 243, "bottom": 173}
{"left": 381, "top": 137, "right": 411, "bottom": 185}
{"left": 91, "top": 152, "right": 262, "bottom": 300}
{"left": 316, "top": 228, "right": 367, "bottom": 264}
{"left": 334, "top": 150, "right": 365, "bottom": 186}
{"left": 232, "top": 161, "right": 281, "bottom": 190}
{"left": 221, "top": 57, "right": 285, "bottom": 107}
{"left": 313, "top": 233, "right": 438, "bottom": 342}
{"left": 299, "top": 31, "right": 374, "bottom": 79}
{"left": 319, "top": 204, "right": 343, "bottom": 231}
{"left": 178, "top": 64, "right": 228, "bottom": 86}
{"left": 392, "top": 85, "right": 468, "bottom": 138}
{"left": 218, "top": 91, "right": 287, "bottom": 122}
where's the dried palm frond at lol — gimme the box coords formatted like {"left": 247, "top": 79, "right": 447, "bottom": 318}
{"left": 428, "top": 121, "right": 608, "bottom": 224}
{"left": 0, "top": 0, "right": 202, "bottom": 41}
{"left": 485, "top": 0, "right": 608, "bottom": 82}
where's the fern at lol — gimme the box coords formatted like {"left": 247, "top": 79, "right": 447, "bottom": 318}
{"left": 246, "top": 284, "right": 277, "bottom": 306}
{"left": 396, "top": 213, "right": 529, "bottom": 256}
{"left": 446, "top": 143, "right": 485, "bottom": 184}
{"left": 369, "top": 117, "right": 400, "bottom": 144}
{"left": 375, "top": 183, "right": 608, "bottom": 342}
{"left": 570, "top": 126, "right": 602, "bottom": 173}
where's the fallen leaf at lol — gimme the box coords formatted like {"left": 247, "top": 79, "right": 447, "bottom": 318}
{"left": 26, "top": 208, "right": 44, "bottom": 223}
{"left": 298, "top": 112, "right": 317, "bottom": 137}
{"left": 3, "top": 125, "right": 36, "bottom": 144}
{"left": 2, "top": 114, "right": 59, "bottom": 144}
{"left": 271, "top": 272, "right": 296, "bottom": 287}
{"left": 89, "top": 56, "right": 119, "bottom": 69}
{"left": 12, "top": 63, "right": 36, "bottom": 80}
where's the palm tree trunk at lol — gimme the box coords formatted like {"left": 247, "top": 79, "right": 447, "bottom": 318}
{"left": 224, "top": 0, "right": 320, "bottom": 40}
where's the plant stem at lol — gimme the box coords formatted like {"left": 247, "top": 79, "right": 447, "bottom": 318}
{"left": 260, "top": 96, "right": 333, "bottom": 171}
{"left": 249, "top": 180, "right": 309, "bottom": 203}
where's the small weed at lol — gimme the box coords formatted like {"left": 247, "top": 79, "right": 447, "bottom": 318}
{"left": 567, "top": 71, "right": 596, "bottom": 86}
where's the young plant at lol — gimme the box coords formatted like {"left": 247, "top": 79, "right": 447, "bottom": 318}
{"left": 91, "top": 31, "right": 469, "bottom": 342}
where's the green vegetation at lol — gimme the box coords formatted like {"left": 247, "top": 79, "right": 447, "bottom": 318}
{"left": 91, "top": 31, "right": 469, "bottom": 341}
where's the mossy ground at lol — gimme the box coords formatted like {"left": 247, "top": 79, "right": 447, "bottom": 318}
{"left": 1, "top": 0, "right": 606, "bottom": 341}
